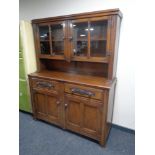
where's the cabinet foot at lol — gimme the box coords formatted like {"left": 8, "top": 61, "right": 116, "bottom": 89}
{"left": 99, "top": 140, "right": 106, "bottom": 147}
{"left": 33, "top": 115, "right": 37, "bottom": 120}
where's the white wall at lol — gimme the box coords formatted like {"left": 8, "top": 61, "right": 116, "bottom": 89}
{"left": 19, "top": 0, "right": 135, "bottom": 129}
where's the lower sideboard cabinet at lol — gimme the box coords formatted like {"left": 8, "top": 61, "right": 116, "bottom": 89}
{"left": 29, "top": 74, "right": 116, "bottom": 146}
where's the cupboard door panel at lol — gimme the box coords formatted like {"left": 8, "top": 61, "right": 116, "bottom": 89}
{"left": 82, "top": 100, "right": 102, "bottom": 137}
{"left": 65, "top": 95, "right": 82, "bottom": 132}
{"left": 46, "top": 94, "right": 61, "bottom": 125}
{"left": 83, "top": 105, "right": 98, "bottom": 131}
{"left": 34, "top": 92, "right": 47, "bottom": 120}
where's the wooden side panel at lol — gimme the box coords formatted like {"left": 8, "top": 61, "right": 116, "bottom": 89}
{"left": 108, "top": 15, "right": 122, "bottom": 80}
{"left": 100, "top": 81, "right": 116, "bottom": 146}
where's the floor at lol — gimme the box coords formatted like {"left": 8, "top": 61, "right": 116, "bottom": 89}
{"left": 19, "top": 112, "right": 135, "bottom": 155}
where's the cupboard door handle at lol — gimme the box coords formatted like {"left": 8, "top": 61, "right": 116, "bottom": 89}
{"left": 71, "top": 88, "right": 95, "bottom": 97}
{"left": 56, "top": 101, "right": 60, "bottom": 105}
{"left": 65, "top": 104, "right": 68, "bottom": 108}
{"left": 68, "top": 36, "right": 73, "bottom": 41}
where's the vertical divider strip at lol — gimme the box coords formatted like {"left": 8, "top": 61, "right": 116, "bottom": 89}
{"left": 49, "top": 24, "right": 53, "bottom": 55}
{"left": 64, "top": 21, "right": 68, "bottom": 60}
{"left": 88, "top": 21, "right": 91, "bottom": 58}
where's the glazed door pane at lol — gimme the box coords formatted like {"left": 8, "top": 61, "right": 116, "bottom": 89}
{"left": 39, "top": 26, "right": 50, "bottom": 54}
{"left": 72, "top": 22, "right": 88, "bottom": 57}
{"left": 50, "top": 23, "right": 64, "bottom": 55}
{"left": 90, "top": 20, "right": 108, "bottom": 57}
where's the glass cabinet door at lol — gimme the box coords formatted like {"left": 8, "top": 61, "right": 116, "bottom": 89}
{"left": 90, "top": 20, "right": 108, "bottom": 57}
{"left": 70, "top": 18, "right": 110, "bottom": 60}
{"left": 38, "top": 22, "right": 65, "bottom": 57}
{"left": 72, "top": 21, "right": 88, "bottom": 57}
{"left": 50, "top": 23, "right": 64, "bottom": 56}
{"left": 39, "top": 26, "right": 50, "bottom": 54}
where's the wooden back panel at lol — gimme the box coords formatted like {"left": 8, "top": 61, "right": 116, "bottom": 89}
{"left": 40, "top": 59, "right": 108, "bottom": 78}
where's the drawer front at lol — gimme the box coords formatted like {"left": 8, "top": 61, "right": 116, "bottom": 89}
{"left": 65, "top": 84, "right": 104, "bottom": 100}
{"left": 31, "top": 78, "right": 59, "bottom": 92}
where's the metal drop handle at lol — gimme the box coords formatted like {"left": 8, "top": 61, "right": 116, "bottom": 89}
{"left": 71, "top": 88, "right": 95, "bottom": 97}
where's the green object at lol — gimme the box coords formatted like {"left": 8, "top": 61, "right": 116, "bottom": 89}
{"left": 19, "top": 52, "right": 23, "bottom": 58}
{"left": 19, "top": 31, "right": 31, "bottom": 112}
{"left": 19, "top": 80, "right": 31, "bottom": 112}
{"left": 19, "top": 58, "right": 26, "bottom": 79}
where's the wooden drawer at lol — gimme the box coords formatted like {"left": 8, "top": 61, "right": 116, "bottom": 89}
{"left": 31, "top": 78, "right": 59, "bottom": 92}
{"left": 65, "top": 84, "right": 104, "bottom": 100}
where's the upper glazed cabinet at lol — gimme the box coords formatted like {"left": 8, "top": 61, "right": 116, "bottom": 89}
{"left": 35, "top": 16, "right": 111, "bottom": 63}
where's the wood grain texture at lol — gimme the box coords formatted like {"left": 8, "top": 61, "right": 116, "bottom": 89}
{"left": 29, "top": 70, "right": 115, "bottom": 89}
{"left": 32, "top": 9, "right": 122, "bottom": 23}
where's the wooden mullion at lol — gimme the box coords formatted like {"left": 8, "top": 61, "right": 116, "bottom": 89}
{"left": 88, "top": 21, "right": 91, "bottom": 58}
{"left": 64, "top": 21, "right": 68, "bottom": 60}
{"left": 49, "top": 24, "right": 53, "bottom": 55}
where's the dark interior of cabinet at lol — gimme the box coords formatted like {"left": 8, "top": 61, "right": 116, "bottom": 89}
{"left": 40, "top": 59, "right": 108, "bottom": 78}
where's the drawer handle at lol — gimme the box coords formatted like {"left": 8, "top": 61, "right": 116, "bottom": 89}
{"left": 71, "top": 88, "right": 95, "bottom": 97}
{"left": 36, "top": 82, "right": 54, "bottom": 89}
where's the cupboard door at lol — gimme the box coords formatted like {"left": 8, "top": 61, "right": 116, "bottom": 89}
{"left": 82, "top": 100, "right": 103, "bottom": 137}
{"left": 65, "top": 94, "right": 103, "bottom": 138}
{"left": 38, "top": 21, "right": 67, "bottom": 58}
{"left": 34, "top": 91, "right": 47, "bottom": 120}
{"left": 69, "top": 17, "right": 111, "bottom": 61}
{"left": 46, "top": 93, "right": 61, "bottom": 125}
{"left": 65, "top": 94, "right": 82, "bottom": 132}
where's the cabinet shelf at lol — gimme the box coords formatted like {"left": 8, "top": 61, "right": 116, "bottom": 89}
{"left": 40, "top": 40, "right": 49, "bottom": 42}
{"left": 75, "top": 38, "right": 107, "bottom": 42}
{"left": 38, "top": 54, "right": 109, "bottom": 63}
{"left": 91, "top": 38, "right": 107, "bottom": 41}
{"left": 38, "top": 54, "right": 64, "bottom": 60}
{"left": 72, "top": 56, "right": 109, "bottom": 63}
{"left": 52, "top": 40, "right": 64, "bottom": 42}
